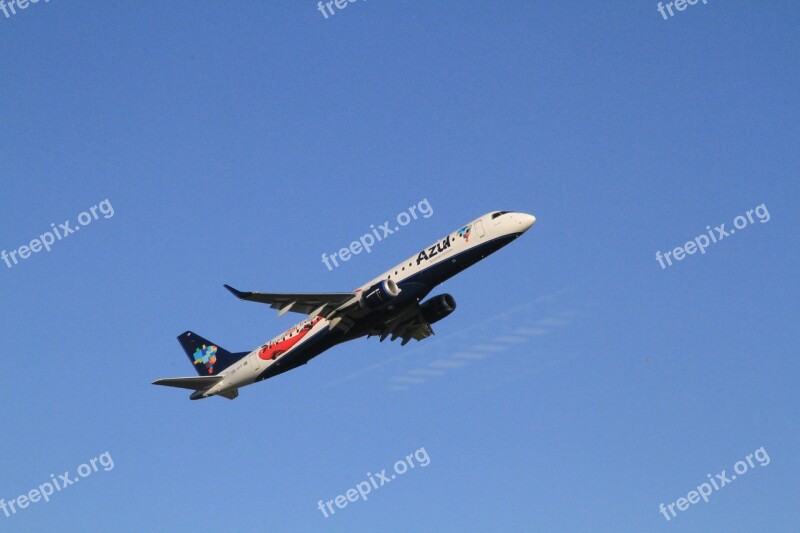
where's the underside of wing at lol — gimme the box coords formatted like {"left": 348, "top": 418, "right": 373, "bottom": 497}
{"left": 223, "top": 284, "right": 355, "bottom": 317}
{"left": 369, "top": 311, "right": 436, "bottom": 346}
{"left": 404, "top": 323, "right": 435, "bottom": 342}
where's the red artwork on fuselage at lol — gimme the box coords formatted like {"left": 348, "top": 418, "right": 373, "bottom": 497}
{"left": 258, "top": 316, "right": 323, "bottom": 360}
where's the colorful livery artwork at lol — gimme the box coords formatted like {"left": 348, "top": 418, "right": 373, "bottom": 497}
{"left": 258, "top": 316, "right": 323, "bottom": 361}
{"left": 193, "top": 344, "right": 218, "bottom": 374}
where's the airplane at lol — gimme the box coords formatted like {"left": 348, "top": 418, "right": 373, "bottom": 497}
{"left": 153, "top": 211, "right": 536, "bottom": 400}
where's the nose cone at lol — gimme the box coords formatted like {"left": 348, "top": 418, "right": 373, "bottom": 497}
{"left": 517, "top": 213, "right": 536, "bottom": 232}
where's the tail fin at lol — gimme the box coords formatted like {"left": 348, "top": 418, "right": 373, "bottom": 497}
{"left": 178, "top": 331, "right": 248, "bottom": 376}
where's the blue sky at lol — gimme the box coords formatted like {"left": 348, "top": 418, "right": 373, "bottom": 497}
{"left": 1, "top": 1, "right": 798, "bottom": 531}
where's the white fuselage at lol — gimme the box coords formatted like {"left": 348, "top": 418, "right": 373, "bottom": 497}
{"left": 203, "top": 211, "right": 535, "bottom": 397}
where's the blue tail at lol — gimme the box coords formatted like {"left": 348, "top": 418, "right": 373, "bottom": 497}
{"left": 177, "top": 331, "right": 248, "bottom": 376}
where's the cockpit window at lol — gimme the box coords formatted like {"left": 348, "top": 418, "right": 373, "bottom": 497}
{"left": 491, "top": 211, "right": 510, "bottom": 219}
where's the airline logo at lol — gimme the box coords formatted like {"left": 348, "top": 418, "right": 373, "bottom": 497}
{"left": 457, "top": 225, "right": 472, "bottom": 242}
{"left": 193, "top": 345, "right": 218, "bottom": 374}
{"left": 416, "top": 235, "right": 451, "bottom": 265}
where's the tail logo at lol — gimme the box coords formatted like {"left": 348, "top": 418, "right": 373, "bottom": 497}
{"left": 193, "top": 344, "right": 218, "bottom": 374}
{"left": 457, "top": 225, "right": 472, "bottom": 242}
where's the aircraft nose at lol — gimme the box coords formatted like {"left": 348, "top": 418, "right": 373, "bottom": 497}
{"left": 517, "top": 213, "right": 536, "bottom": 232}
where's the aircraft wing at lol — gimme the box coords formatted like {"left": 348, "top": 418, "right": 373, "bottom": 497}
{"left": 369, "top": 308, "right": 436, "bottom": 346}
{"left": 223, "top": 284, "right": 357, "bottom": 319}
{"left": 152, "top": 375, "right": 223, "bottom": 391}
{"left": 224, "top": 281, "right": 414, "bottom": 334}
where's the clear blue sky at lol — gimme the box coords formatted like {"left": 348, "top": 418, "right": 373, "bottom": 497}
{"left": 1, "top": 2, "right": 797, "bottom": 531}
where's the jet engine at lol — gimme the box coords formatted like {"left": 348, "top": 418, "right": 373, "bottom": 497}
{"left": 420, "top": 294, "right": 456, "bottom": 324}
{"left": 359, "top": 279, "right": 401, "bottom": 310}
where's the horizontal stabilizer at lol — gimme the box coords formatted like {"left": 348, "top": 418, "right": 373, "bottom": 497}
{"left": 152, "top": 376, "right": 223, "bottom": 391}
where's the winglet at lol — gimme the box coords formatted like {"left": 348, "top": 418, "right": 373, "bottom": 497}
{"left": 223, "top": 284, "right": 248, "bottom": 300}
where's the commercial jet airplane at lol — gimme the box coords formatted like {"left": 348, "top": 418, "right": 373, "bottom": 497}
{"left": 153, "top": 211, "right": 536, "bottom": 400}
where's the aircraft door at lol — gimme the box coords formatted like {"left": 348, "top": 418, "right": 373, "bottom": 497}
{"left": 252, "top": 353, "right": 261, "bottom": 373}
{"left": 475, "top": 220, "right": 485, "bottom": 238}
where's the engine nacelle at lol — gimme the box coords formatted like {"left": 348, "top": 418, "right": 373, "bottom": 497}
{"left": 420, "top": 293, "right": 456, "bottom": 324}
{"left": 359, "top": 279, "right": 401, "bottom": 310}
